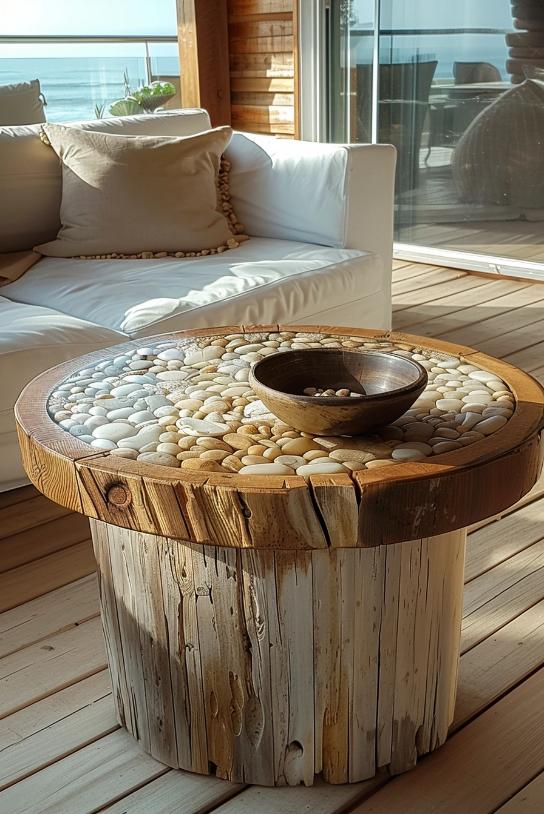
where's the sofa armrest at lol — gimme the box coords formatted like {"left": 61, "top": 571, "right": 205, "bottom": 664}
{"left": 226, "top": 131, "right": 396, "bottom": 277}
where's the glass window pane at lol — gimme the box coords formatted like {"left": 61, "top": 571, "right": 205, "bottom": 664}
{"left": 331, "top": 0, "right": 544, "bottom": 267}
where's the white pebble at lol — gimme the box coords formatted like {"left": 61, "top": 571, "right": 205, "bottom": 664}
{"left": 92, "top": 424, "right": 138, "bottom": 442}
{"left": 436, "top": 399, "right": 463, "bottom": 411}
{"left": 90, "top": 438, "right": 117, "bottom": 450}
{"left": 137, "top": 452, "right": 180, "bottom": 467}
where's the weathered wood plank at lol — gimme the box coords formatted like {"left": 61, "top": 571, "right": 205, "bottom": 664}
{"left": 349, "top": 667, "right": 544, "bottom": 814}
{"left": 462, "top": 538, "right": 544, "bottom": 653}
{"left": 0, "top": 574, "right": 99, "bottom": 658}
{"left": 0, "top": 512, "right": 90, "bottom": 573}
{"left": 0, "top": 693, "right": 116, "bottom": 791}
{"left": 0, "top": 670, "right": 111, "bottom": 752}
{"left": 465, "top": 498, "right": 544, "bottom": 582}
{"left": 394, "top": 279, "right": 530, "bottom": 333}
{"left": 0, "top": 540, "right": 95, "bottom": 613}
{"left": 0, "top": 730, "right": 167, "bottom": 814}
{"left": 454, "top": 599, "right": 544, "bottom": 728}
{"left": 100, "top": 769, "right": 245, "bottom": 813}
{"left": 495, "top": 770, "right": 544, "bottom": 813}
{"left": 0, "top": 495, "right": 70, "bottom": 541}
{"left": 0, "top": 616, "right": 106, "bottom": 718}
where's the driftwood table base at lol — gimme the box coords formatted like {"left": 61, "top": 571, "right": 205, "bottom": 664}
{"left": 15, "top": 325, "right": 544, "bottom": 787}
{"left": 92, "top": 518, "right": 466, "bottom": 786}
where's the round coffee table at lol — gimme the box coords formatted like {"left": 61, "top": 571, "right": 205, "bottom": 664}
{"left": 15, "top": 325, "right": 544, "bottom": 787}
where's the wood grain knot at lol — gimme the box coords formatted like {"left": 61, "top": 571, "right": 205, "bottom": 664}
{"left": 106, "top": 483, "right": 132, "bottom": 508}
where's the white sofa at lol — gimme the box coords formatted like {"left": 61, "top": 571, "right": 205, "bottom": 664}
{"left": 0, "top": 108, "right": 396, "bottom": 490}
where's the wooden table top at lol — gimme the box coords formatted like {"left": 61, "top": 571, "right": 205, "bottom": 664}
{"left": 15, "top": 325, "right": 544, "bottom": 548}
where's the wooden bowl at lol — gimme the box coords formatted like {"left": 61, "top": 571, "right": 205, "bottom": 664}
{"left": 249, "top": 349, "right": 428, "bottom": 435}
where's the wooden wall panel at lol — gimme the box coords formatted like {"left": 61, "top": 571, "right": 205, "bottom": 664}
{"left": 176, "top": 0, "right": 231, "bottom": 126}
{"left": 227, "top": 0, "right": 299, "bottom": 137}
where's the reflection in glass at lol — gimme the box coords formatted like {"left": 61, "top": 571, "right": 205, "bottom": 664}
{"left": 330, "top": 0, "right": 544, "bottom": 266}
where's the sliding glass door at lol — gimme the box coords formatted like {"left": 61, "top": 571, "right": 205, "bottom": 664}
{"left": 321, "top": 0, "right": 544, "bottom": 275}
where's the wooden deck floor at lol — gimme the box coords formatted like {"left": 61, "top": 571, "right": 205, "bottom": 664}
{"left": 2, "top": 262, "right": 544, "bottom": 812}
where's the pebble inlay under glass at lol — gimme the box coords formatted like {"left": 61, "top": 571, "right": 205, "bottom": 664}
{"left": 47, "top": 331, "right": 515, "bottom": 476}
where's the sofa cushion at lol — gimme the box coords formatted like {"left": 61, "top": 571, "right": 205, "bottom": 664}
{"left": 0, "top": 296, "right": 125, "bottom": 437}
{"left": 0, "top": 79, "right": 46, "bottom": 126}
{"left": 36, "top": 124, "right": 234, "bottom": 257}
{"left": 3, "top": 238, "right": 381, "bottom": 337}
{"left": 0, "top": 109, "right": 212, "bottom": 253}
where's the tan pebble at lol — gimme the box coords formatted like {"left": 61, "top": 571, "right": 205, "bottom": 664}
{"left": 239, "top": 463, "right": 294, "bottom": 475}
{"left": 159, "top": 432, "right": 181, "bottom": 443}
{"left": 275, "top": 455, "right": 306, "bottom": 468}
{"left": 282, "top": 431, "right": 300, "bottom": 439}
{"left": 365, "top": 459, "right": 399, "bottom": 469}
{"left": 329, "top": 449, "right": 376, "bottom": 464}
{"left": 313, "top": 437, "right": 342, "bottom": 451}
{"left": 233, "top": 449, "right": 248, "bottom": 459}
{"left": 201, "top": 401, "right": 228, "bottom": 415}
{"left": 223, "top": 433, "right": 253, "bottom": 450}
{"left": 177, "top": 436, "right": 196, "bottom": 450}
{"left": 232, "top": 398, "right": 249, "bottom": 407}
{"left": 296, "top": 462, "right": 347, "bottom": 478}
{"left": 342, "top": 461, "right": 366, "bottom": 471}
{"left": 238, "top": 424, "right": 259, "bottom": 435}
{"left": 247, "top": 444, "right": 268, "bottom": 456}
{"left": 200, "top": 449, "right": 230, "bottom": 462}
{"left": 241, "top": 455, "right": 269, "bottom": 465}
{"left": 257, "top": 425, "right": 272, "bottom": 437}
{"left": 492, "top": 390, "right": 512, "bottom": 399}
{"left": 221, "top": 454, "right": 243, "bottom": 472}
{"left": 303, "top": 449, "right": 331, "bottom": 461}
{"left": 193, "top": 411, "right": 206, "bottom": 419}
{"left": 195, "top": 437, "right": 233, "bottom": 452}
{"left": 281, "top": 437, "right": 322, "bottom": 455}
{"left": 177, "top": 450, "right": 202, "bottom": 460}
{"left": 181, "top": 458, "right": 223, "bottom": 472}
{"left": 272, "top": 424, "right": 293, "bottom": 435}
{"left": 263, "top": 446, "right": 282, "bottom": 460}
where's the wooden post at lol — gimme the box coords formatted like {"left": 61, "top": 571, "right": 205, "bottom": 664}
{"left": 176, "top": 0, "right": 231, "bottom": 126}
{"left": 92, "top": 518, "right": 466, "bottom": 786}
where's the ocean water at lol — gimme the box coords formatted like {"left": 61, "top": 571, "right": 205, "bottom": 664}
{"left": 0, "top": 56, "right": 179, "bottom": 122}
{"left": 0, "top": 35, "right": 508, "bottom": 123}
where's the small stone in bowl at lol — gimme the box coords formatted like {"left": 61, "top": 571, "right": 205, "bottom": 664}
{"left": 303, "top": 386, "right": 366, "bottom": 398}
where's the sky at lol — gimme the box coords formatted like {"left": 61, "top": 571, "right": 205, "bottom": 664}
{"left": 3, "top": 0, "right": 176, "bottom": 35}
{"left": 1, "top": 0, "right": 177, "bottom": 57}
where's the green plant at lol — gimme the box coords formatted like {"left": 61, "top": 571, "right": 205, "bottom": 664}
{"left": 109, "top": 97, "right": 144, "bottom": 117}
{"left": 108, "top": 72, "right": 176, "bottom": 118}
{"left": 131, "top": 81, "right": 176, "bottom": 104}
{"left": 94, "top": 101, "right": 106, "bottom": 119}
